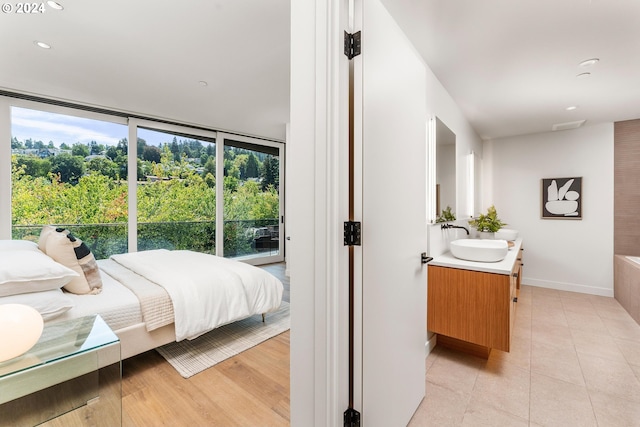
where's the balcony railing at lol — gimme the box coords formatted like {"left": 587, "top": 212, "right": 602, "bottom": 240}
{"left": 12, "top": 219, "right": 279, "bottom": 261}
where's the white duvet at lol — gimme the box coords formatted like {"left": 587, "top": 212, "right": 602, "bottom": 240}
{"left": 110, "top": 249, "right": 283, "bottom": 341}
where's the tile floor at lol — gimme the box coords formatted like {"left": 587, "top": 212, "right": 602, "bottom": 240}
{"left": 409, "top": 285, "right": 640, "bottom": 426}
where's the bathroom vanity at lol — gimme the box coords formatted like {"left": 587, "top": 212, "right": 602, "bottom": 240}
{"left": 427, "top": 238, "right": 523, "bottom": 357}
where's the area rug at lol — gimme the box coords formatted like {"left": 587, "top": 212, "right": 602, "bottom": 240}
{"left": 156, "top": 301, "right": 290, "bottom": 378}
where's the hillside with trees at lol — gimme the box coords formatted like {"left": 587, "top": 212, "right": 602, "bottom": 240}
{"left": 11, "top": 136, "right": 280, "bottom": 259}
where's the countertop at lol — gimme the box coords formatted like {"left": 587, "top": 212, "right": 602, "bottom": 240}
{"left": 429, "top": 238, "right": 523, "bottom": 275}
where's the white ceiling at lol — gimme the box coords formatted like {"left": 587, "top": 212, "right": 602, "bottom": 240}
{"left": 0, "top": 0, "right": 290, "bottom": 141}
{"left": 2, "top": 0, "right": 640, "bottom": 142}
{"left": 384, "top": 0, "right": 640, "bottom": 140}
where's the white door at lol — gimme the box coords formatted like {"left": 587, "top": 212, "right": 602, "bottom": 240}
{"left": 353, "top": 0, "right": 428, "bottom": 425}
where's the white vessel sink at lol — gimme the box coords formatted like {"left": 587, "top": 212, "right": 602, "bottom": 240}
{"left": 450, "top": 239, "right": 509, "bottom": 262}
{"left": 495, "top": 228, "right": 518, "bottom": 241}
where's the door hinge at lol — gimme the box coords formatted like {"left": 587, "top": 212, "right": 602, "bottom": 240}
{"left": 344, "top": 408, "right": 361, "bottom": 427}
{"left": 344, "top": 31, "right": 361, "bottom": 60}
{"left": 344, "top": 221, "right": 362, "bottom": 246}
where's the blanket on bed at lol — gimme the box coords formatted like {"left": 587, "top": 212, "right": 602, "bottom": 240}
{"left": 109, "top": 250, "right": 283, "bottom": 341}
{"left": 97, "top": 259, "right": 175, "bottom": 332}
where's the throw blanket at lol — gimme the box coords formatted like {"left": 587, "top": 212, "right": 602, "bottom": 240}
{"left": 98, "top": 259, "right": 175, "bottom": 332}
{"left": 110, "top": 250, "right": 283, "bottom": 341}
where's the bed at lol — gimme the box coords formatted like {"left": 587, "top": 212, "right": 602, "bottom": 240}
{"left": 0, "top": 237, "right": 284, "bottom": 360}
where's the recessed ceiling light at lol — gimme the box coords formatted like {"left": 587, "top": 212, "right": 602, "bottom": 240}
{"left": 566, "top": 105, "right": 579, "bottom": 111}
{"left": 34, "top": 41, "right": 51, "bottom": 49}
{"left": 198, "top": 80, "right": 208, "bottom": 87}
{"left": 579, "top": 58, "right": 599, "bottom": 68}
{"left": 576, "top": 72, "right": 591, "bottom": 79}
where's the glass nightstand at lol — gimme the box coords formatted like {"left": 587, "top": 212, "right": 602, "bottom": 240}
{"left": 0, "top": 314, "right": 121, "bottom": 426}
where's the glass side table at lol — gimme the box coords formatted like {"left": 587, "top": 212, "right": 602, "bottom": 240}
{"left": 0, "top": 314, "right": 121, "bottom": 426}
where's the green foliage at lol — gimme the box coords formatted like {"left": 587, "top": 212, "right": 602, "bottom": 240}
{"left": 87, "top": 157, "right": 119, "bottom": 180}
{"left": 71, "top": 143, "right": 90, "bottom": 157}
{"left": 436, "top": 206, "right": 456, "bottom": 223}
{"left": 203, "top": 157, "right": 216, "bottom": 177}
{"left": 260, "top": 155, "right": 279, "bottom": 190}
{"left": 11, "top": 139, "right": 280, "bottom": 259}
{"left": 14, "top": 155, "right": 51, "bottom": 178}
{"left": 468, "top": 205, "right": 506, "bottom": 232}
{"left": 137, "top": 175, "right": 215, "bottom": 223}
{"left": 50, "top": 153, "right": 86, "bottom": 184}
{"left": 142, "top": 145, "right": 162, "bottom": 163}
{"left": 246, "top": 153, "right": 259, "bottom": 178}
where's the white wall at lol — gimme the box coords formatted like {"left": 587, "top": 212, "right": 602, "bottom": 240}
{"left": 424, "top": 65, "right": 483, "bottom": 259}
{"left": 484, "top": 123, "right": 614, "bottom": 296}
{"left": 425, "top": 68, "right": 483, "bottom": 221}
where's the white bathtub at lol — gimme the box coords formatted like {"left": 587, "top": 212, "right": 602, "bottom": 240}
{"left": 627, "top": 256, "right": 640, "bottom": 266}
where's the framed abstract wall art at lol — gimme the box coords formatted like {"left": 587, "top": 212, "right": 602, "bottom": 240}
{"left": 541, "top": 177, "right": 582, "bottom": 219}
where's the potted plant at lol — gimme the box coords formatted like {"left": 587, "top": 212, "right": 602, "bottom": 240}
{"left": 435, "top": 206, "right": 456, "bottom": 223}
{"left": 468, "top": 205, "right": 506, "bottom": 238}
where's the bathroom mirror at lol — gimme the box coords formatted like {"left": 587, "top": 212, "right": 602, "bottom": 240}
{"left": 428, "top": 117, "right": 456, "bottom": 222}
{"left": 473, "top": 151, "right": 482, "bottom": 217}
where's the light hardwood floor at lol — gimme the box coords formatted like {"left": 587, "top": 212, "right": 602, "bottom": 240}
{"left": 122, "top": 262, "right": 290, "bottom": 427}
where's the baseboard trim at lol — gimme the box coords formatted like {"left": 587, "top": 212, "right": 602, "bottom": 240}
{"left": 523, "top": 277, "right": 613, "bottom": 297}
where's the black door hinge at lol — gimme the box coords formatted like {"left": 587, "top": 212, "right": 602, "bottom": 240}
{"left": 344, "top": 31, "right": 361, "bottom": 60}
{"left": 344, "top": 408, "right": 361, "bottom": 427}
{"left": 344, "top": 221, "right": 362, "bottom": 246}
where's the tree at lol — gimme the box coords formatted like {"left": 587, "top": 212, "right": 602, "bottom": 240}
{"left": 11, "top": 137, "right": 22, "bottom": 149}
{"left": 105, "top": 145, "right": 119, "bottom": 160}
{"left": 142, "top": 145, "right": 162, "bottom": 163}
{"left": 246, "top": 153, "right": 260, "bottom": 178}
{"left": 260, "top": 156, "right": 279, "bottom": 190}
{"left": 60, "top": 143, "right": 70, "bottom": 150}
{"left": 136, "top": 138, "right": 147, "bottom": 158}
{"left": 50, "top": 153, "right": 85, "bottom": 184}
{"left": 87, "top": 157, "right": 119, "bottom": 180}
{"left": 71, "top": 143, "right": 90, "bottom": 157}
{"left": 204, "top": 172, "right": 215, "bottom": 188}
{"left": 170, "top": 137, "right": 180, "bottom": 161}
{"left": 117, "top": 138, "right": 128, "bottom": 155}
{"left": 234, "top": 154, "right": 249, "bottom": 179}
{"left": 89, "top": 140, "right": 105, "bottom": 155}
{"left": 203, "top": 157, "right": 216, "bottom": 177}
{"left": 15, "top": 155, "right": 51, "bottom": 178}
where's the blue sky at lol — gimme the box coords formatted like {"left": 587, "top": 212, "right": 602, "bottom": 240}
{"left": 11, "top": 107, "right": 175, "bottom": 148}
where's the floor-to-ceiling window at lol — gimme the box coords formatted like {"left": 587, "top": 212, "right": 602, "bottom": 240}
{"left": 135, "top": 125, "right": 217, "bottom": 254}
{"left": 222, "top": 135, "right": 283, "bottom": 261}
{"left": 5, "top": 98, "right": 283, "bottom": 264}
{"left": 10, "top": 105, "right": 128, "bottom": 259}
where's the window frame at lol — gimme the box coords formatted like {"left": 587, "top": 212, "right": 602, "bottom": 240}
{"left": 2, "top": 96, "right": 285, "bottom": 265}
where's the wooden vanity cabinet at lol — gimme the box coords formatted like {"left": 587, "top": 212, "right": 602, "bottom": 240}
{"left": 428, "top": 254, "right": 521, "bottom": 355}
{"left": 515, "top": 246, "right": 524, "bottom": 290}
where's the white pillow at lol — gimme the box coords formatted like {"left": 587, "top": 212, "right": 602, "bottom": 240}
{"left": 0, "top": 250, "right": 79, "bottom": 297}
{"left": 0, "top": 289, "right": 74, "bottom": 321}
{"left": 0, "top": 240, "right": 40, "bottom": 252}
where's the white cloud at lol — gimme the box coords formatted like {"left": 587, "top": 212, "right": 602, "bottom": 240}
{"left": 11, "top": 107, "right": 125, "bottom": 147}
